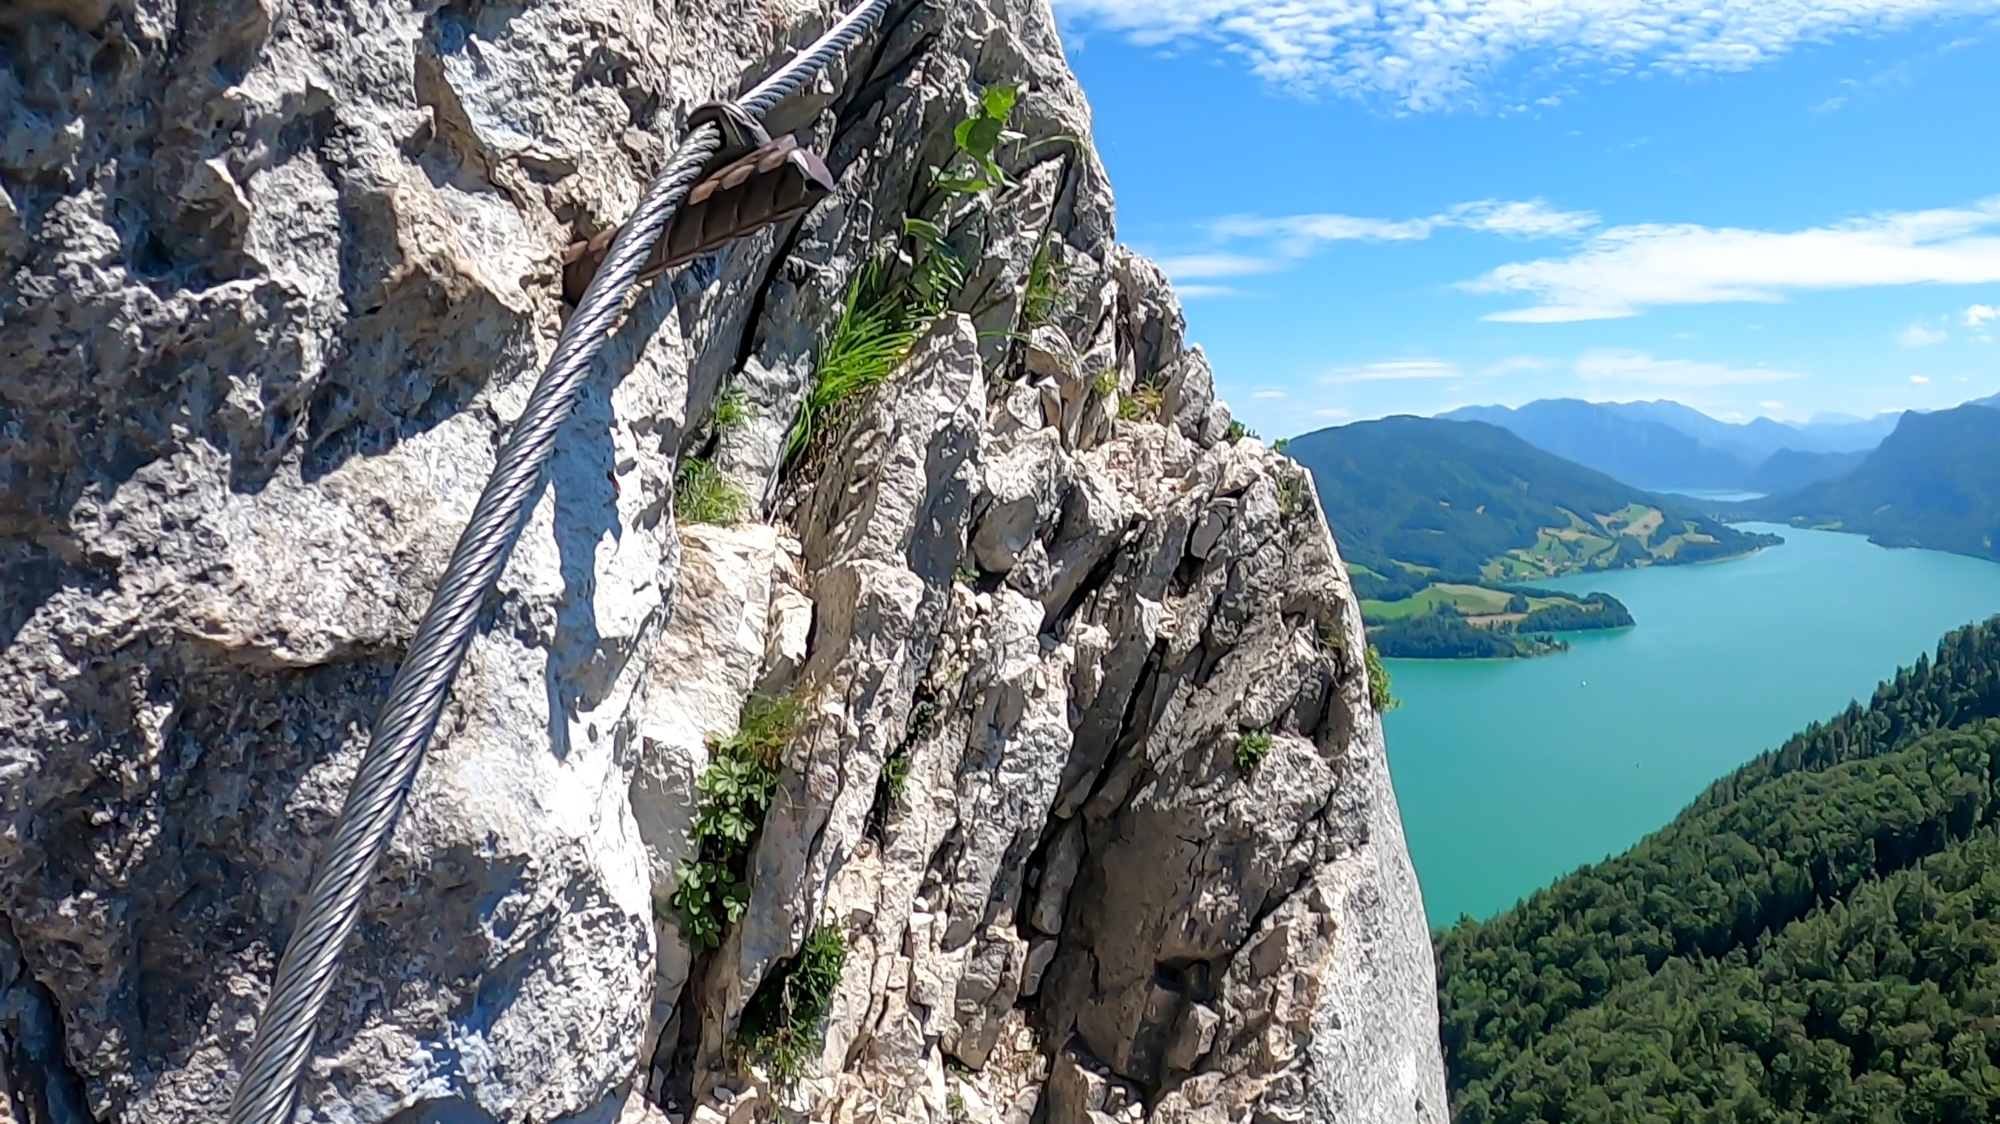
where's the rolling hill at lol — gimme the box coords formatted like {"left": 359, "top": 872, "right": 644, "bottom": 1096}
{"left": 1750, "top": 403, "right": 2000, "bottom": 561}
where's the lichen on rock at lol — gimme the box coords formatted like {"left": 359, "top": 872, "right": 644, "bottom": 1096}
{"left": 0, "top": 0, "right": 1446, "bottom": 1122}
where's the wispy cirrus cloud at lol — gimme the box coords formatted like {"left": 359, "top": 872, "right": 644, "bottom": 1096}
{"left": 1320, "top": 359, "right": 1465, "bottom": 383}
{"left": 1464, "top": 198, "right": 2000, "bottom": 322}
{"left": 1160, "top": 198, "right": 1595, "bottom": 293}
{"left": 1576, "top": 349, "right": 1802, "bottom": 388}
{"left": 1054, "top": 0, "right": 2000, "bottom": 108}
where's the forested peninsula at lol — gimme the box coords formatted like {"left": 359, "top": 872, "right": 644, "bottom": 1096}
{"left": 1437, "top": 616, "right": 2000, "bottom": 1122}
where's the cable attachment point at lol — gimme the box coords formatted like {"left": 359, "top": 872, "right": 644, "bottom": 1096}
{"left": 562, "top": 100, "right": 837, "bottom": 303}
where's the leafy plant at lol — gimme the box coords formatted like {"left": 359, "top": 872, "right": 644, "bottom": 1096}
{"left": 937, "top": 85, "right": 1020, "bottom": 194}
{"left": 1272, "top": 437, "right": 1291, "bottom": 454}
{"left": 738, "top": 924, "right": 848, "bottom": 1087}
{"left": 1235, "top": 730, "right": 1273, "bottom": 774}
{"left": 1226, "top": 420, "right": 1252, "bottom": 443}
{"left": 1365, "top": 644, "right": 1399, "bottom": 712}
{"left": 671, "top": 693, "right": 802, "bottom": 949}
{"left": 947, "top": 1090, "right": 968, "bottom": 1120}
{"left": 676, "top": 457, "right": 751, "bottom": 526}
{"left": 1092, "top": 368, "right": 1119, "bottom": 398}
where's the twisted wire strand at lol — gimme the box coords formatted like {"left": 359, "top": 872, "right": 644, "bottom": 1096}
{"left": 225, "top": 1, "right": 893, "bottom": 1120}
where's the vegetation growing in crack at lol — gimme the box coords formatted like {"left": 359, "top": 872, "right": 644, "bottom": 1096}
{"left": 675, "top": 457, "right": 751, "bottom": 526}
{"left": 1092, "top": 367, "right": 1119, "bottom": 399}
{"left": 738, "top": 923, "right": 848, "bottom": 1087}
{"left": 713, "top": 386, "right": 754, "bottom": 435}
{"left": 671, "top": 693, "right": 802, "bottom": 949}
{"left": 786, "top": 87, "right": 1022, "bottom": 470}
{"left": 1366, "top": 643, "right": 1399, "bottom": 712}
{"left": 1119, "top": 380, "right": 1163, "bottom": 421}
{"left": 869, "top": 695, "right": 934, "bottom": 841}
{"left": 1276, "top": 469, "right": 1309, "bottom": 518}
{"left": 1021, "top": 231, "right": 1073, "bottom": 329}
{"left": 1227, "top": 420, "right": 1256, "bottom": 443}
{"left": 1235, "top": 730, "right": 1273, "bottom": 774}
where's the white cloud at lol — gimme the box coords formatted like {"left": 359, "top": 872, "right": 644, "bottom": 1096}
{"left": 1321, "top": 359, "right": 1464, "bottom": 383}
{"left": 1897, "top": 322, "right": 1948, "bottom": 347}
{"left": 1212, "top": 213, "right": 1434, "bottom": 253}
{"left": 1576, "top": 349, "right": 1802, "bottom": 388}
{"left": 1171, "top": 284, "right": 1238, "bottom": 298}
{"left": 1760, "top": 400, "right": 1786, "bottom": 410}
{"left": 1156, "top": 253, "right": 1282, "bottom": 280}
{"left": 1911, "top": 374, "right": 1933, "bottom": 383}
{"left": 1966, "top": 303, "right": 2000, "bottom": 327}
{"left": 1252, "top": 389, "right": 1288, "bottom": 398}
{"left": 1054, "top": 0, "right": 2000, "bottom": 108}
{"left": 1444, "top": 200, "right": 1601, "bottom": 238}
{"left": 1465, "top": 198, "right": 2000, "bottom": 322}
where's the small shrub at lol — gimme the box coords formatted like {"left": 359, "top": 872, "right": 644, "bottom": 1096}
{"left": 671, "top": 693, "right": 802, "bottom": 949}
{"left": 1092, "top": 368, "right": 1119, "bottom": 398}
{"left": 1119, "top": 382, "right": 1164, "bottom": 421}
{"left": 1366, "top": 644, "right": 1400, "bottom": 713}
{"left": 1235, "top": 730, "right": 1273, "bottom": 774}
{"left": 739, "top": 924, "right": 848, "bottom": 1088}
{"left": 1226, "top": 420, "right": 1248, "bottom": 443}
{"left": 1272, "top": 437, "right": 1291, "bottom": 454}
{"left": 676, "top": 457, "right": 750, "bottom": 526}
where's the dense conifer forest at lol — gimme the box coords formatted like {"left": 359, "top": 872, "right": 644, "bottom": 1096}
{"left": 1437, "top": 616, "right": 2000, "bottom": 1123}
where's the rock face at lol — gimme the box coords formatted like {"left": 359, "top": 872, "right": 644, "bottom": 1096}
{"left": 0, "top": 0, "right": 1446, "bottom": 1122}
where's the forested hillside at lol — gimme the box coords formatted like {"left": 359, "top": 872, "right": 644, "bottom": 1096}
{"left": 1437, "top": 616, "right": 2000, "bottom": 1123}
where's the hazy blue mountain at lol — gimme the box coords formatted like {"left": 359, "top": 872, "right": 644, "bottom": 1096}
{"left": 1599, "top": 400, "right": 1810, "bottom": 463}
{"left": 1972, "top": 392, "right": 2000, "bottom": 409}
{"left": 1440, "top": 400, "right": 1753, "bottom": 490}
{"left": 1752, "top": 404, "right": 2000, "bottom": 561}
{"left": 1743, "top": 448, "right": 1868, "bottom": 494}
{"left": 1792, "top": 410, "right": 1908, "bottom": 452}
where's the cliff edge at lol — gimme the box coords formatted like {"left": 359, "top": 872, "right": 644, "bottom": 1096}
{"left": 0, "top": 0, "right": 1446, "bottom": 1121}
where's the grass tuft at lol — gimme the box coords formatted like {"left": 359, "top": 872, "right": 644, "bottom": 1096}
{"left": 1021, "top": 235, "right": 1072, "bottom": 329}
{"left": 676, "top": 457, "right": 751, "bottom": 526}
{"left": 786, "top": 265, "right": 925, "bottom": 468}
{"left": 713, "top": 387, "right": 755, "bottom": 435}
{"left": 1275, "top": 470, "right": 1308, "bottom": 518}
{"left": 738, "top": 924, "right": 848, "bottom": 1088}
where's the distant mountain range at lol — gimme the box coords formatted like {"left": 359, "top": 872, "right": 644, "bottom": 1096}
{"left": 1439, "top": 398, "right": 1911, "bottom": 493}
{"left": 1283, "top": 417, "right": 1777, "bottom": 657}
{"left": 1747, "top": 403, "right": 2000, "bottom": 562}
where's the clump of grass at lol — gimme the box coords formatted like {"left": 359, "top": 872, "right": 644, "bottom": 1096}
{"left": 676, "top": 457, "right": 751, "bottom": 526}
{"left": 1235, "top": 730, "right": 1273, "bottom": 774}
{"left": 713, "top": 387, "right": 755, "bottom": 435}
{"left": 1118, "top": 381, "right": 1164, "bottom": 422}
{"left": 786, "top": 265, "right": 925, "bottom": 467}
{"left": 671, "top": 693, "right": 802, "bottom": 949}
{"left": 1366, "top": 643, "right": 1400, "bottom": 713}
{"left": 947, "top": 1090, "right": 968, "bottom": 1120}
{"left": 738, "top": 924, "right": 848, "bottom": 1088}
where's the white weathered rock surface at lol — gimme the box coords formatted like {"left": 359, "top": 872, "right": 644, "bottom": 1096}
{"left": 0, "top": 0, "right": 1446, "bottom": 1122}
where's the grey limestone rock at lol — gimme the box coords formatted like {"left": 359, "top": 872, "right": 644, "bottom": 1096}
{"left": 0, "top": 0, "right": 1445, "bottom": 1121}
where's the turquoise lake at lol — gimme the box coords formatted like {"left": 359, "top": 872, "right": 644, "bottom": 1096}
{"left": 1382, "top": 523, "right": 2000, "bottom": 928}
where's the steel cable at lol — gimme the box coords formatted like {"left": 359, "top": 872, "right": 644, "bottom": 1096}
{"left": 225, "top": 1, "right": 893, "bottom": 1120}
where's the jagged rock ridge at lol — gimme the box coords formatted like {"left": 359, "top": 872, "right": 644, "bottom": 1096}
{"left": 0, "top": 1, "right": 1446, "bottom": 1123}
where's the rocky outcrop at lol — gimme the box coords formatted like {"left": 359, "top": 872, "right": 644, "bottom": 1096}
{"left": 0, "top": 1, "right": 1445, "bottom": 1123}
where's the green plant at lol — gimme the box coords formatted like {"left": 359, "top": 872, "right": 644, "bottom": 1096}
{"left": 1226, "top": 420, "right": 1249, "bottom": 443}
{"left": 1272, "top": 437, "right": 1291, "bottom": 454}
{"left": 713, "top": 387, "right": 755, "bottom": 435}
{"left": 937, "top": 85, "right": 1020, "bottom": 194}
{"left": 947, "top": 1090, "right": 968, "bottom": 1120}
{"left": 1365, "top": 644, "right": 1399, "bottom": 712}
{"left": 1275, "top": 469, "right": 1308, "bottom": 518}
{"left": 1235, "top": 730, "right": 1273, "bottom": 774}
{"left": 671, "top": 693, "right": 801, "bottom": 949}
{"left": 676, "top": 457, "right": 751, "bottom": 526}
{"left": 1021, "top": 234, "right": 1072, "bottom": 329}
{"left": 1092, "top": 368, "right": 1119, "bottom": 398}
{"left": 786, "top": 265, "right": 925, "bottom": 466}
{"left": 1119, "top": 381, "right": 1164, "bottom": 421}
{"left": 739, "top": 924, "right": 848, "bottom": 1087}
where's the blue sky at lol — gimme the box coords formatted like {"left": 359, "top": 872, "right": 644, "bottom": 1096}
{"left": 1053, "top": 1, "right": 2000, "bottom": 438}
